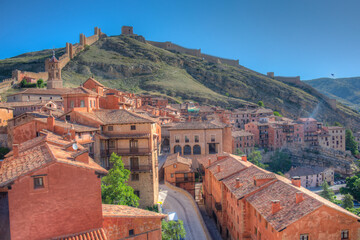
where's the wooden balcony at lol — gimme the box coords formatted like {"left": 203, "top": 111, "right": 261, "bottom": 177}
{"left": 100, "top": 148, "right": 152, "bottom": 157}
{"left": 124, "top": 165, "right": 152, "bottom": 172}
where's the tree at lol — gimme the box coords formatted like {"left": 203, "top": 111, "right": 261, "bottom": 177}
{"left": 268, "top": 150, "right": 292, "bottom": 174}
{"left": 162, "top": 220, "right": 186, "bottom": 240}
{"left": 101, "top": 153, "right": 139, "bottom": 207}
{"left": 273, "top": 111, "right": 282, "bottom": 117}
{"left": 235, "top": 149, "right": 245, "bottom": 156}
{"left": 340, "top": 174, "right": 360, "bottom": 202}
{"left": 257, "top": 101, "right": 264, "bottom": 107}
{"left": 37, "top": 79, "right": 45, "bottom": 88}
{"left": 345, "top": 129, "right": 359, "bottom": 156}
{"left": 342, "top": 194, "right": 354, "bottom": 209}
{"left": 334, "top": 121, "right": 343, "bottom": 127}
{"left": 320, "top": 182, "right": 335, "bottom": 201}
{"left": 248, "top": 150, "right": 268, "bottom": 169}
{"left": 0, "top": 147, "right": 10, "bottom": 159}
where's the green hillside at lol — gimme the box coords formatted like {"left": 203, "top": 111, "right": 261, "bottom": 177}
{"left": 1, "top": 35, "right": 360, "bottom": 130}
{"left": 306, "top": 77, "right": 360, "bottom": 111}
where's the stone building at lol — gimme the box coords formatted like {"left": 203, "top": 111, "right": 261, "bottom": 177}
{"left": 318, "top": 126, "right": 346, "bottom": 152}
{"left": 0, "top": 106, "right": 13, "bottom": 147}
{"left": 0, "top": 131, "right": 165, "bottom": 240}
{"left": 198, "top": 154, "right": 360, "bottom": 240}
{"left": 168, "top": 121, "right": 233, "bottom": 159}
{"left": 47, "top": 51, "right": 63, "bottom": 89}
{"left": 163, "top": 153, "right": 195, "bottom": 196}
{"left": 0, "top": 101, "right": 58, "bottom": 117}
{"left": 232, "top": 130, "right": 255, "bottom": 155}
{"left": 65, "top": 109, "right": 160, "bottom": 208}
{"left": 285, "top": 166, "right": 334, "bottom": 188}
{"left": 297, "top": 118, "right": 322, "bottom": 147}
{"left": 62, "top": 87, "right": 100, "bottom": 112}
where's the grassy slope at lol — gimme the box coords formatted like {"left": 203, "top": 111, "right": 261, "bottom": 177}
{"left": 1, "top": 35, "right": 360, "bottom": 129}
{"left": 306, "top": 77, "right": 360, "bottom": 111}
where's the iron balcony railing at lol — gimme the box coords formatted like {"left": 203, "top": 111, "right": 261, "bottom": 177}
{"left": 100, "top": 148, "right": 151, "bottom": 157}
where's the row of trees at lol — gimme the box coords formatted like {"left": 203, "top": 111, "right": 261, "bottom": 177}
{"left": 20, "top": 78, "right": 46, "bottom": 88}
{"left": 101, "top": 153, "right": 186, "bottom": 240}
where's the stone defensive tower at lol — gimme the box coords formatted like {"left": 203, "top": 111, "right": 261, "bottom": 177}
{"left": 47, "top": 50, "right": 62, "bottom": 89}
{"left": 121, "top": 26, "right": 133, "bottom": 35}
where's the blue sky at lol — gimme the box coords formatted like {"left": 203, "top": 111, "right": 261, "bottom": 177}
{"left": 1, "top": 0, "right": 360, "bottom": 80}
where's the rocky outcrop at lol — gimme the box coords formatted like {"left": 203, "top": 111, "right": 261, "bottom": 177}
{"left": 283, "top": 144, "right": 358, "bottom": 176}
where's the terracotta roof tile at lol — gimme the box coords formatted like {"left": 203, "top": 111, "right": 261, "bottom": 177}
{"left": 169, "top": 121, "right": 224, "bottom": 130}
{"left": 163, "top": 153, "right": 192, "bottom": 168}
{"left": 84, "top": 77, "right": 105, "bottom": 87}
{"left": 0, "top": 132, "right": 107, "bottom": 187}
{"left": 78, "top": 109, "right": 155, "bottom": 125}
{"left": 35, "top": 118, "right": 99, "bottom": 132}
{"left": 102, "top": 204, "right": 166, "bottom": 218}
{"left": 52, "top": 228, "right": 107, "bottom": 240}
{"left": 208, "top": 156, "right": 249, "bottom": 181}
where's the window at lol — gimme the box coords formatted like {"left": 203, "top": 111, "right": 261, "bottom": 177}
{"left": 211, "top": 135, "right": 215, "bottom": 142}
{"left": 78, "top": 133, "right": 82, "bottom": 139}
{"left": 90, "top": 101, "right": 92, "bottom": 108}
{"left": 265, "top": 221, "right": 268, "bottom": 229}
{"left": 131, "top": 173, "right": 139, "bottom": 181}
{"left": 195, "top": 135, "right": 199, "bottom": 142}
{"left": 184, "top": 145, "right": 191, "bottom": 155}
{"left": 185, "top": 136, "right": 189, "bottom": 143}
{"left": 341, "top": 230, "right": 349, "bottom": 239}
{"left": 129, "top": 229, "right": 134, "bottom": 236}
{"left": 174, "top": 145, "right": 182, "bottom": 155}
{"left": 80, "top": 100, "right": 85, "bottom": 107}
{"left": 175, "top": 136, "right": 180, "bottom": 143}
{"left": 254, "top": 227, "right": 257, "bottom": 235}
{"left": 131, "top": 125, "right": 136, "bottom": 130}
{"left": 66, "top": 115, "right": 71, "bottom": 121}
{"left": 108, "top": 126, "right": 114, "bottom": 131}
{"left": 300, "top": 234, "right": 309, "bottom": 240}
{"left": 109, "top": 140, "right": 115, "bottom": 148}
{"left": 171, "top": 173, "right": 174, "bottom": 178}
{"left": 173, "top": 164, "right": 177, "bottom": 168}
{"left": 193, "top": 145, "right": 201, "bottom": 155}
{"left": 70, "top": 101, "right": 74, "bottom": 108}
{"left": 33, "top": 177, "right": 44, "bottom": 189}
{"left": 134, "top": 191, "right": 140, "bottom": 197}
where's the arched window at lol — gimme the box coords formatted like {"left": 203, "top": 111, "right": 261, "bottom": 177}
{"left": 184, "top": 145, "right": 191, "bottom": 155}
{"left": 174, "top": 145, "right": 182, "bottom": 155}
{"left": 193, "top": 145, "right": 201, "bottom": 155}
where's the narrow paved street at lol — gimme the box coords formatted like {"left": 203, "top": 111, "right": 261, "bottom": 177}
{"left": 159, "top": 183, "right": 208, "bottom": 240}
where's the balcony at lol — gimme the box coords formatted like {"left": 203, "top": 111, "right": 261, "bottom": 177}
{"left": 124, "top": 165, "right": 152, "bottom": 172}
{"left": 100, "top": 148, "right": 151, "bottom": 157}
{"left": 175, "top": 177, "right": 195, "bottom": 183}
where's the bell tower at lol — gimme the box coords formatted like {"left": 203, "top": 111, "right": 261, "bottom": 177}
{"left": 47, "top": 50, "right": 63, "bottom": 89}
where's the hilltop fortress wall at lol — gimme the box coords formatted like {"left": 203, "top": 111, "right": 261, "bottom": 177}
{"left": 146, "top": 40, "right": 240, "bottom": 67}
{"left": 8, "top": 27, "right": 104, "bottom": 85}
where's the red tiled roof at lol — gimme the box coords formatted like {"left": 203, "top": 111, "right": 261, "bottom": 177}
{"left": 207, "top": 156, "right": 250, "bottom": 181}
{"left": 169, "top": 121, "right": 225, "bottom": 130}
{"left": 163, "top": 153, "right": 192, "bottom": 168}
{"left": 84, "top": 77, "right": 105, "bottom": 87}
{"left": 52, "top": 228, "right": 107, "bottom": 240}
{"left": 102, "top": 204, "right": 166, "bottom": 218}
{"left": 49, "top": 55, "right": 59, "bottom": 63}
{"left": 0, "top": 132, "right": 107, "bottom": 187}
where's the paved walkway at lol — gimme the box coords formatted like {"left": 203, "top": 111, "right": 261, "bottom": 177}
{"left": 159, "top": 184, "right": 208, "bottom": 240}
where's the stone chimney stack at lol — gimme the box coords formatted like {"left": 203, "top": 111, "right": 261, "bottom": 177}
{"left": 271, "top": 200, "right": 281, "bottom": 214}
{"left": 241, "top": 155, "right": 247, "bottom": 162}
{"left": 13, "top": 144, "right": 19, "bottom": 158}
{"left": 236, "top": 178, "right": 241, "bottom": 188}
{"left": 291, "top": 176, "right": 301, "bottom": 188}
{"left": 47, "top": 115, "right": 55, "bottom": 132}
{"left": 217, "top": 164, "right": 221, "bottom": 173}
{"left": 296, "top": 192, "right": 304, "bottom": 204}
{"left": 208, "top": 158, "right": 211, "bottom": 166}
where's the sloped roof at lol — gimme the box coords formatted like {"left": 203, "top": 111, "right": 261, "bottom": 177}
{"left": 169, "top": 121, "right": 224, "bottom": 130}
{"left": 35, "top": 118, "right": 99, "bottom": 132}
{"left": 84, "top": 77, "right": 105, "bottom": 87}
{"left": 52, "top": 228, "right": 107, "bottom": 240}
{"left": 163, "top": 153, "right": 192, "bottom": 168}
{"left": 207, "top": 156, "right": 250, "bottom": 181}
{"left": 102, "top": 204, "right": 166, "bottom": 218}
{"left": 286, "top": 166, "right": 328, "bottom": 177}
{"left": 0, "top": 132, "right": 107, "bottom": 187}
{"left": 79, "top": 109, "right": 156, "bottom": 125}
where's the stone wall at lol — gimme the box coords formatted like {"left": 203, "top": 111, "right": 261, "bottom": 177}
{"left": 201, "top": 53, "right": 239, "bottom": 67}
{"left": 283, "top": 144, "right": 358, "bottom": 176}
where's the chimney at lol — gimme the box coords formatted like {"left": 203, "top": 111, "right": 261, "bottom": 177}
{"left": 217, "top": 164, "right": 221, "bottom": 172}
{"left": 296, "top": 192, "right": 304, "bottom": 204}
{"left": 271, "top": 200, "right": 281, "bottom": 214}
{"left": 241, "top": 155, "right": 247, "bottom": 162}
{"left": 47, "top": 115, "right": 55, "bottom": 131}
{"left": 208, "top": 158, "right": 211, "bottom": 166}
{"left": 13, "top": 144, "right": 19, "bottom": 158}
{"left": 70, "top": 125, "right": 76, "bottom": 140}
{"left": 236, "top": 178, "right": 241, "bottom": 188}
{"left": 291, "top": 176, "right": 301, "bottom": 187}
